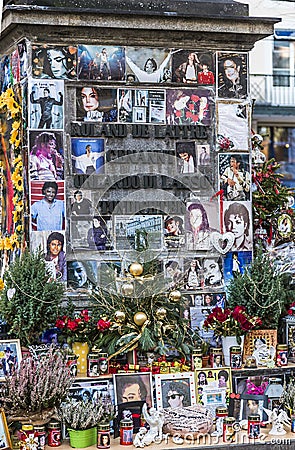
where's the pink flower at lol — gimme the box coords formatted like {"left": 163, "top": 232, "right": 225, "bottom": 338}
{"left": 191, "top": 94, "right": 199, "bottom": 103}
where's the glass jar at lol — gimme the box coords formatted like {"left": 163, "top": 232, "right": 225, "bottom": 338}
{"left": 47, "top": 421, "right": 61, "bottom": 447}
{"left": 97, "top": 423, "right": 110, "bottom": 449}
{"left": 66, "top": 353, "right": 78, "bottom": 377}
{"left": 276, "top": 344, "right": 288, "bottom": 366}
{"left": 120, "top": 419, "right": 133, "bottom": 445}
{"left": 98, "top": 353, "right": 109, "bottom": 375}
{"left": 87, "top": 353, "right": 100, "bottom": 377}
{"left": 192, "top": 347, "right": 203, "bottom": 369}
{"left": 20, "top": 424, "right": 35, "bottom": 450}
{"left": 34, "top": 425, "right": 46, "bottom": 450}
{"left": 210, "top": 347, "right": 223, "bottom": 368}
{"left": 223, "top": 417, "right": 236, "bottom": 443}
{"left": 230, "top": 346, "right": 242, "bottom": 369}
{"left": 248, "top": 414, "right": 260, "bottom": 439}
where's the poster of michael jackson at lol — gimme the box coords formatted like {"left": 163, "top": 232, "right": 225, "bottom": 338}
{"left": 76, "top": 86, "right": 117, "bottom": 122}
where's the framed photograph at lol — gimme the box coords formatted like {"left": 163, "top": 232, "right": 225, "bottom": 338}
{"left": 113, "top": 400, "right": 145, "bottom": 439}
{"left": 69, "top": 379, "right": 114, "bottom": 403}
{"left": 197, "top": 144, "right": 210, "bottom": 166}
{"left": 77, "top": 45, "right": 125, "bottom": 81}
{"left": 32, "top": 44, "right": 77, "bottom": 80}
{"left": 71, "top": 138, "right": 105, "bottom": 175}
{"left": 239, "top": 394, "right": 267, "bottom": 421}
{"left": 285, "top": 317, "right": 295, "bottom": 360}
{"left": 113, "top": 372, "right": 153, "bottom": 408}
{"left": 0, "top": 409, "right": 12, "bottom": 449}
{"left": 176, "top": 141, "right": 196, "bottom": 174}
{"left": 243, "top": 329, "right": 277, "bottom": 364}
{"left": 195, "top": 368, "right": 232, "bottom": 403}
{"left": 155, "top": 372, "right": 196, "bottom": 409}
{"left": 28, "top": 79, "right": 64, "bottom": 130}
{"left": 218, "top": 153, "right": 251, "bottom": 202}
{"left": 0, "top": 340, "right": 22, "bottom": 380}
{"left": 132, "top": 106, "right": 147, "bottom": 123}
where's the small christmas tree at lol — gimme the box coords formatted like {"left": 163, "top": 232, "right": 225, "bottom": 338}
{"left": 90, "top": 261, "right": 200, "bottom": 359}
{"left": 226, "top": 248, "right": 293, "bottom": 329}
{"left": 0, "top": 250, "right": 65, "bottom": 347}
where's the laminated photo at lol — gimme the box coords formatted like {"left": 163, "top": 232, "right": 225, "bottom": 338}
{"left": 29, "top": 79, "right": 64, "bottom": 129}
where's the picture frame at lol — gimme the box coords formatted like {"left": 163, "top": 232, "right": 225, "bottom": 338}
{"left": 284, "top": 317, "right": 295, "bottom": 360}
{"left": 195, "top": 367, "right": 232, "bottom": 402}
{"left": 155, "top": 372, "right": 196, "bottom": 409}
{"left": 113, "top": 372, "right": 153, "bottom": 408}
{"left": 0, "top": 409, "right": 12, "bottom": 450}
{"left": 0, "top": 339, "right": 22, "bottom": 381}
{"left": 239, "top": 394, "right": 268, "bottom": 421}
{"left": 243, "top": 329, "right": 277, "bottom": 363}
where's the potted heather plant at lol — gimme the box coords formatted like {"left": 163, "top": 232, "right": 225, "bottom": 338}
{"left": 0, "top": 346, "right": 73, "bottom": 424}
{"left": 58, "top": 394, "right": 114, "bottom": 448}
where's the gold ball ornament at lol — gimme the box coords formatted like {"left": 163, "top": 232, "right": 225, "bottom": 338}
{"left": 134, "top": 312, "right": 148, "bottom": 326}
{"left": 129, "top": 262, "right": 144, "bottom": 277}
{"left": 114, "top": 311, "right": 126, "bottom": 324}
{"left": 155, "top": 307, "right": 167, "bottom": 320}
{"left": 169, "top": 290, "right": 182, "bottom": 302}
{"left": 121, "top": 282, "right": 134, "bottom": 296}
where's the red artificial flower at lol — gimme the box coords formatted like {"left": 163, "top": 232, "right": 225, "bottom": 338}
{"left": 175, "top": 110, "right": 182, "bottom": 117}
{"left": 97, "top": 319, "right": 111, "bottom": 331}
{"left": 81, "top": 309, "right": 90, "bottom": 322}
{"left": 55, "top": 318, "right": 66, "bottom": 329}
{"left": 67, "top": 319, "right": 79, "bottom": 331}
{"left": 288, "top": 309, "right": 294, "bottom": 315}
{"left": 191, "top": 114, "right": 199, "bottom": 123}
{"left": 188, "top": 103, "right": 194, "bottom": 111}
{"left": 191, "top": 94, "right": 199, "bottom": 103}
{"left": 186, "top": 111, "right": 193, "bottom": 119}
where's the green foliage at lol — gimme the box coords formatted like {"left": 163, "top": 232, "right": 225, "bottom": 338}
{"left": 0, "top": 250, "right": 65, "bottom": 347}
{"left": 226, "top": 248, "right": 294, "bottom": 329}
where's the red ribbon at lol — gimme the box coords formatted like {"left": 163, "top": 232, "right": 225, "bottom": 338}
{"left": 210, "top": 189, "right": 224, "bottom": 234}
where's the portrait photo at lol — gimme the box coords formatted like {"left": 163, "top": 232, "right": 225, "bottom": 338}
{"left": 67, "top": 260, "right": 98, "bottom": 291}
{"left": 113, "top": 372, "right": 153, "bottom": 407}
{"left": 202, "top": 257, "right": 224, "bottom": 288}
{"left": 217, "top": 52, "right": 248, "bottom": 99}
{"left": 29, "top": 130, "right": 64, "bottom": 181}
{"left": 69, "top": 189, "right": 94, "bottom": 217}
{"left": 166, "top": 88, "right": 212, "bottom": 126}
{"left": 189, "top": 306, "right": 215, "bottom": 344}
{"left": 164, "top": 258, "right": 184, "bottom": 290}
{"left": 219, "top": 153, "right": 251, "bottom": 202}
{"left": 30, "top": 230, "right": 67, "bottom": 282}
{"left": 240, "top": 396, "right": 267, "bottom": 421}
{"left": 29, "top": 79, "right": 64, "bottom": 130}
{"left": 71, "top": 138, "right": 105, "bottom": 175}
{"left": 176, "top": 141, "right": 196, "bottom": 174}
{"left": 197, "top": 144, "right": 210, "bottom": 166}
{"left": 125, "top": 47, "right": 172, "bottom": 83}
{"left": 163, "top": 215, "right": 185, "bottom": 249}
{"left": 77, "top": 44, "right": 125, "bottom": 81}
{"left": 71, "top": 216, "right": 113, "bottom": 251}
{"left": 76, "top": 86, "right": 117, "bottom": 122}
{"left": 32, "top": 44, "right": 77, "bottom": 79}
{"left": 155, "top": 372, "right": 196, "bottom": 409}
{"left": 114, "top": 215, "right": 162, "bottom": 251}
{"left": 217, "top": 101, "right": 250, "bottom": 151}
{"left": 30, "top": 180, "right": 65, "bottom": 232}
{"left": 0, "top": 339, "right": 22, "bottom": 380}
{"left": 186, "top": 200, "right": 219, "bottom": 250}
{"left": 69, "top": 379, "right": 114, "bottom": 404}
{"left": 0, "top": 409, "right": 12, "bottom": 449}
{"left": 171, "top": 49, "right": 214, "bottom": 85}
{"left": 195, "top": 368, "right": 232, "bottom": 413}
{"left": 223, "top": 251, "right": 252, "bottom": 284}
{"left": 223, "top": 201, "right": 252, "bottom": 251}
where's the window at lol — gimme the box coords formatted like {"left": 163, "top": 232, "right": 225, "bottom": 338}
{"left": 273, "top": 40, "right": 290, "bottom": 86}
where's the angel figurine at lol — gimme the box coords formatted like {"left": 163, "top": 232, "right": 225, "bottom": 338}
{"left": 140, "top": 403, "right": 165, "bottom": 446}
{"left": 263, "top": 407, "right": 291, "bottom": 435}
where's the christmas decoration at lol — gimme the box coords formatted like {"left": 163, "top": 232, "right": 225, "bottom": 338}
{"left": 121, "top": 282, "right": 134, "bottom": 296}
{"left": 169, "top": 290, "right": 182, "bottom": 302}
{"left": 90, "top": 261, "right": 200, "bottom": 359}
{"left": 134, "top": 312, "right": 148, "bottom": 326}
{"left": 129, "top": 262, "right": 144, "bottom": 277}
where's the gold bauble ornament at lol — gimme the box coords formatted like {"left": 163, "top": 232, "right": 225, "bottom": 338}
{"left": 134, "top": 312, "right": 148, "bottom": 326}
{"left": 155, "top": 307, "right": 167, "bottom": 320}
{"left": 129, "top": 262, "right": 144, "bottom": 277}
{"left": 114, "top": 310, "right": 126, "bottom": 324}
{"left": 121, "top": 282, "right": 134, "bottom": 296}
{"left": 169, "top": 290, "right": 182, "bottom": 302}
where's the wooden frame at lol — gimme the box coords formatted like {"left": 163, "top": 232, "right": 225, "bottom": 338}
{"left": 155, "top": 372, "right": 196, "bottom": 409}
{"left": 0, "top": 409, "right": 12, "bottom": 450}
{"left": 0, "top": 339, "right": 22, "bottom": 381}
{"left": 243, "top": 329, "right": 277, "bottom": 363}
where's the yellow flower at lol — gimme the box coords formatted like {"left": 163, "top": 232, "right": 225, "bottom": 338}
{"left": 15, "top": 202, "right": 23, "bottom": 212}
{"left": 0, "top": 279, "right": 4, "bottom": 291}
{"left": 14, "top": 178, "right": 23, "bottom": 192}
{"left": 3, "top": 237, "right": 13, "bottom": 251}
{"left": 16, "top": 225, "right": 23, "bottom": 233}
{"left": 11, "top": 171, "right": 22, "bottom": 186}
{"left": 9, "top": 128, "right": 19, "bottom": 145}
{"left": 12, "top": 210, "right": 20, "bottom": 223}
{"left": 14, "top": 139, "right": 21, "bottom": 149}
{"left": 0, "top": 239, "right": 3, "bottom": 251}
{"left": 14, "top": 155, "right": 22, "bottom": 165}
{"left": 12, "top": 120, "right": 20, "bottom": 130}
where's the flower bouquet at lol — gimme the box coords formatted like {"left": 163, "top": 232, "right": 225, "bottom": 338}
{"left": 203, "top": 306, "right": 262, "bottom": 343}
{"left": 55, "top": 309, "right": 110, "bottom": 347}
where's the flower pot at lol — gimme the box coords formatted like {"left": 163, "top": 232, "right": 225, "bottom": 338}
{"left": 221, "top": 335, "right": 244, "bottom": 366}
{"left": 71, "top": 342, "right": 89, "bottom": 375}
{"left": 68, "top": 427, "right": 97, "bottom": 448}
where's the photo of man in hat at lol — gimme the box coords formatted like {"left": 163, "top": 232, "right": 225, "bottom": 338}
{"left": 1, "top": 347, "right": 17, "bottom": 376}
